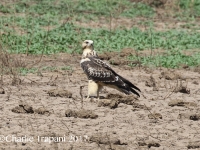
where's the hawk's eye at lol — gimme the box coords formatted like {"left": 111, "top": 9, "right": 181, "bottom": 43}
{"left": 85, "top": 41, "right": 89, "bottom": 44}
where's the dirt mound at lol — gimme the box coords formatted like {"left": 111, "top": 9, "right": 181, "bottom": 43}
{"left": 138, "top": 141, "right": 160, "bottom": 148}
{"left": 145, "top": 76, "right": 157, "bottom": 87}
{"left": 194, "top": 66, "right": 200, "bottom": 73}
{"left": 89, "top": 133, "right": 127, "bottom": 150}
{"left": 65, "top": 109, "right": 98, "bottom": 119}
{"left": 89, "top": 133, "right": 121, "bottom": 145}
{"left": 12, "top": 103, "right": 34, "bottom": 114}
{"left": 148, "top": 113, "right": 162, "bottom": 119}
{"left": 178, "top": 113, "right": 200, "bottom": 121}
{"left": 168, "top": 99, "right": 197, "bottom": 107}
{"left": 145, "top": 75, "right": 159, "bottom": 91}
{"left": 160, "top": 70, "right": 180, "bottom": 80}
{"left": 174, "top": 86, "right": 190, "bottom": 94}
{"left": 98, "top": 99, "right": 119, "bottom": 109}
{"left": 106, "top": 93, "right": 123, "bottom": 99}
{"left": 12, "top": 103, "right": 50, "bottom": 115}
{"left": 106, "top": 93, "right": 139, "bottom": 104}
{"left": 120, "top": 48, "right": 133, "bottom": 57}
{"left": 47, "top": 89, "right": 72, "bottom": 98}
{"left": 98, "top": 93, "right": 147, "bottom": 110}
{"left": 109, "top": 57, "right": 128, "bottom": 66}
{"left": 89, "top": 133, "right": 127, "bottom": 149}
{"left": 188, "top": 142, "right": 200, "bottom": 149}
{"left": 98, "top": 49, "right": 141, "bottom": 66}
{"left": 193, "top": 80, "right": 199, "bottom": 85}
{"left": 0, "top": 88, "right": 5, "bottom": 94}
{"left": 34, "top": 107, "right": 50, "bottom": 115}
{"left": 98, "top": 52, "right": 117, "bottom": 60}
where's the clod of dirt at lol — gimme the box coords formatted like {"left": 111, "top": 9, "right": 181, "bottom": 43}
{"left": 188, "top": 142, "right": 200, "bottom": 149}
{"left": 100, "top": 93, "right": 147, "bottom": 110}
{"left": 190, "top": 115, "right": 200, "bottom": 121}
{"left": 0, "top": 88, "right": 5, "bottom": 94}
{"left": 145, "top": 76, "right": 159, "bottom": 91}
{"left": 192, "top": 81, "right": 199, "bottom": 85}
{"left": 65, "top": 109, "right": 98, "bottom": 119}
{"left": 160, "top": 71, "right": 180, "bottom": 80}
{"left": 12, "top": 103, "right": 34, "bottom": 114}
{"left": 11, "top": 77, "right": 22, "bottom": 85}
{"left": 171, "top": 80, "right": 190, "bottom": 94}
{"left": 194, "top": 66, "right": 200, "bottom": 73}
{"left": 98, "top": 52, "right": 118, "bottom": 60}
{"left": 34, "top": 107, "right": 50, "bottom": 115}
{"left": 148, "top": 113, "right": 162, "bottom": 119}
{"left": 132, "top": 103, "right": 150, "bottom": 111}
{"left": 99, "top": 94, "right": 141, "bottom": 109}
{"left": 106, "top": 93, "right": 123, "bottom": 99}
{"left": 120, "top": 48, "right": 133, "bottom": 57}
{"left": 119, "top": 96, "right": 138, "bottom": 105}
{"left": 98, "top": 53, "right": 109, "bottom": 60}
{"left": 11, "top": 106, "right": 27, "bottom": 113}
{"left": 47, "top": 89, "right": 72, "bottom": 98}
{"left": 98, "top": 99, "right": 118, "bottom": 109}
{"left": 109, "top": 145, "right": 128, "bottom": 150}
{"left": 168, "top": 99, "right": 197, "bottom": 107}
{"left": 178, "top": 113, "right": 200, "bottom": 121}
{"left": 19, "top": 103, "right": 34, "bottom": 113}
{"left": 65, "top": 109, "right": 76, "bottom": 117}
{"left": 109, "top": 57, "right": 127, "bottom": 66}
{"left": 145, "top": 76, "right": 156, "bottom": 87}
{"left": 107, "top": 93, "right": 139, "bottom": 105}
{"left": 89, "top": 133, "right": 126, "bottom": 145}
{"left": 148, "top": 142, "right": 160, "bottom": 148}
{"left": 138, "top": 141, "right": 160, "bottom": 148}
{"left": 76, "top": 109, "right": 98, "bottom": 119}
{"left": 174, "top": 86, "right": 190, "bottom": 94}
{"left": 179, "top": 64, "right": 189, "bottom": 69}
{"left": 138, "top": 142, "right": 147, "bottom": 146}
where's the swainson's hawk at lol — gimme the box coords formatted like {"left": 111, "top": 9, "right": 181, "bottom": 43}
{"left": 80, "top": 40, "right": 141, "bottom": 99}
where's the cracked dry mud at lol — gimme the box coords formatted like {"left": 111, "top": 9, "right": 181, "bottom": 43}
{"left": 0, "top": 53, "right": 200, "bottom": 149}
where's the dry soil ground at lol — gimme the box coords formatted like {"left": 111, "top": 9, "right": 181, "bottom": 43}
{"left": 0, "top": 52, "right": 200, "bottom": 150}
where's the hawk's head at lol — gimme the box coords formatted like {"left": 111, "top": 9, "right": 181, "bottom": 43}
{"left": 82, "top": 40, "right": 94, "bottom": 50}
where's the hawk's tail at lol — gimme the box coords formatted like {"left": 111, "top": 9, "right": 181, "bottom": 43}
{"left": 118, "top": 75, "right": 141, "bottom": 97}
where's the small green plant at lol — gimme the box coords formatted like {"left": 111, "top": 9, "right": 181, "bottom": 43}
{"left": 179, "top": 0, "right": 200, "bottom": 17}
{"left": 61, "top": 66, "right": 72, "bottom": 70}
{"left": 41, "top": 66, "right": 58, "bottom": 72}
{"left": 19, "top": 67, "right": 38, "bottom": 76}
{"left": 128, "top": 50, "right": 200, "bottom": 68}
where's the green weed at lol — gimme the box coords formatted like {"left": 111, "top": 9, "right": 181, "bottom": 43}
{"left": 128, "top": 50, "right": 200, "bottom": 68}
{"left": 19, "top": 67, "right": 38, "bottom": 76}
{"left": 1, "top": 24, "right": 200, "bottom": 54}
{"left": 179, "top": 0, "right": 200, "bottom": 17}
{"left": 0, "top": 0, "right": 199, "bottom": 68}
{"left": 61, "top": 66, "right": 72, "bottom": 70}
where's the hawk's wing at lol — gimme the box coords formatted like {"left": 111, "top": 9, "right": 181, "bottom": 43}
{"left": 81, "top": 56, "right": 118, "bottom": 82}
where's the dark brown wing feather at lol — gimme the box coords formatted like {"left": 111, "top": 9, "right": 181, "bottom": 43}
{"left": 81, "top": 58, "right": 116, "bottom": 82}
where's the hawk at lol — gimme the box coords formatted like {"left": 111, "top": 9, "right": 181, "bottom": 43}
{"left": 80, "top": 40, "right": 141, "bottom": 99}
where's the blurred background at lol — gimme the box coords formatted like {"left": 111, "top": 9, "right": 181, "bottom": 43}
{"left": 0, "top": 0, "right": 200, "bottom": 68}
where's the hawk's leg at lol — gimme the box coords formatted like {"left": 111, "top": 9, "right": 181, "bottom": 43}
{"left": 87, "top": 80, "right": 103, "bottom": 100}
{"left": 97, "top": 84, "right": 103, "bottom": 100}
